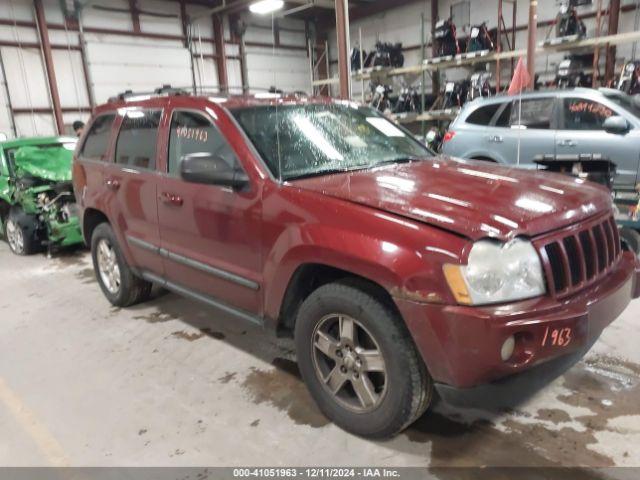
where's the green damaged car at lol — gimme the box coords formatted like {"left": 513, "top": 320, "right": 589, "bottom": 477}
{"left": 0, "top": 136, "right": 83, "bottom": 255}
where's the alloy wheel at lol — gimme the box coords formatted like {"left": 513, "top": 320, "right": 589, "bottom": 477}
{"left": 6, "top": 219, "right": 24, "bottom": 254}
{"left": 96, "top": 239, "right": 121, "bottom": 294}
{"left": 311, "top": 314, "right": 387, "bottom": 413}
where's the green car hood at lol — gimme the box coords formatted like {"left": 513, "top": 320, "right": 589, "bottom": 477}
{"left": 13, "top": 146, "right": 74, "bottom": 182}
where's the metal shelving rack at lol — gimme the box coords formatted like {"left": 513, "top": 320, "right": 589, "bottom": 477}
{"left": 312, "top": 1, "right": 640, "bottom": 126}
{"left": 311, "top": 0, "right": 519, "bottom": 132}
{"left": 315, "top": 30, "right": 640, "bottom": 86}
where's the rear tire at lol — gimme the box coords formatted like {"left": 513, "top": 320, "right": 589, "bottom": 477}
{"left": 91, "top": 222, "right": 152, "bottom": 307}
{"left": 6, "top": 208, "right": 40, "bottom": 256}
{"left": 294, "top": 280, "right": 433, "bottom": 439}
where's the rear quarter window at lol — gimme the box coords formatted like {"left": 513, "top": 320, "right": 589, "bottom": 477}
{"left": 81, "top": 113, "right": 116, "bottom": 161}
{"left": 465, "top": 103, "right": 501, "bottom": 126}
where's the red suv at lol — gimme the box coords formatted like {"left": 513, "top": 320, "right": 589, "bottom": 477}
{"left": 73, "top": 90, "right": 640, "bottom": 438}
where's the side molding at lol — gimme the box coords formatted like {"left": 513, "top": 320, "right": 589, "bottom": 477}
{"left": 140, "top": 271, "right": 264, "bottom": 327}
{"left": 127, "top": 235, "right": 260, "bottom": 291}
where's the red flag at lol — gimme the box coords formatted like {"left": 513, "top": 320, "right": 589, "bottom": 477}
{"left": 508, "top": 57, "right": 531, "bottom": 96}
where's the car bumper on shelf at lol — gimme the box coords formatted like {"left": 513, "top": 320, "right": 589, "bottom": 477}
{"left": 395, "top": 251, "right": 640, "bottom": 389}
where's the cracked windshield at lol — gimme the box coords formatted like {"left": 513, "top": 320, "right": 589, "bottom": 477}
{"left": 232, "top": 104, "right": 433, "bottom": 181}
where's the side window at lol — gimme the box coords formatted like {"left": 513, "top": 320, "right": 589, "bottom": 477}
{"left": 115, "top": 110, "right": 161, "bottom": 170}
{"left": 466, "top": 104, "right": 501, "bottom": 126}
{"left": 494, "top": 102, "right": 512, "bottom": 127}
{"left": 509, "top": 98, "right": 555, "bottom": 129}
{"left": 81, "top": 114, "right": 115, "bottom": 160}
{"left": 562, "top": 98, "right": 615, "bottom": 130}
{"left": 168, "top": 110, "right": 240, "bottom": 176}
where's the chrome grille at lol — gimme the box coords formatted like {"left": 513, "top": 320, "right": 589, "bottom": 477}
{"left": 535, "top": 215, "right": 621, "bottom": 298}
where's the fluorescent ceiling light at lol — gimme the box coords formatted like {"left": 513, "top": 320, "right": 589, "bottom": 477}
{"left": 366, "top": 117, "right": 405, "bottom": 137}
{"left": 293, "top": 115, "right": 344, "bottom": 162}
{"left": 249, "top": 0, "right": 284, "bottom": 14}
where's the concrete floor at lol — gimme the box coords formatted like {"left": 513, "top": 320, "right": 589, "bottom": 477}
{"left": 0, "top": 241, "right": 639, "bottom": 468}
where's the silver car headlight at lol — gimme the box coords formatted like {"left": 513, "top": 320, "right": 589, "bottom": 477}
{"left": 444, "top": 238, "right": 546, "bottom": 306}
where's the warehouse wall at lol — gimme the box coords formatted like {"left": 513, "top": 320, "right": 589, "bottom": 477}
{"left": 0, "top": 0, "right": 311, "bottom": 139}
{"left": 327, "top": 0, "right": 640, "bottom": 98}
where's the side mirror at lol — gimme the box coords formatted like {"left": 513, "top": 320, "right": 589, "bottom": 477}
{"left": 603, "top": 116, "right": 629, "bottom": 134}
{"left": 180, "top": 153, "right": 249, "bottom": 189}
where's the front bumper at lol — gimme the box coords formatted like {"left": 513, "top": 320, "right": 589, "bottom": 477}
{"left": 395, "top": 251, "right": 640, "bottom": 388}
{"left": 48, "top": 215, "right": 83, "bottom": 247}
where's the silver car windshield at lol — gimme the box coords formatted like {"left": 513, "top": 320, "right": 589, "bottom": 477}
{"left": 232, "top": 104, "right": 433, "bottom": 181}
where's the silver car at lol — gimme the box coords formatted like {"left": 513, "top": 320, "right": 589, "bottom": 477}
{"left": 442, "top": 88, "right": 640, "bottom": 187}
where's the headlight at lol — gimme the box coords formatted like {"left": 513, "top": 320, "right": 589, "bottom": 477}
{"left": 443, "top": 238, "right": 546, "bottom": 306}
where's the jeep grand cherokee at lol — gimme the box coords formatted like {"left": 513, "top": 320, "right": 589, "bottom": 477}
{"left": 73, "top": 92, "right": 640, "bottom": 438}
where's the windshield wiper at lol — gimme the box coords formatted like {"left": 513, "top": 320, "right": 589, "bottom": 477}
{"left": 371, "top": 156, "right": 424, "bottom": 167}
{"left": 285, "top": 157, "right": 426, "bottom": 181}
{"left": 285, "top": 168, "right": 353, "bottom": 181}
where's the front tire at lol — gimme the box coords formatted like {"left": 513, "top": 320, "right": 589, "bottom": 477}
{"left": 6, "top": 208, "right": 39, "bottom": 256}
{"left": 91, "top": 223, "right": 152, "bottom": 307}
{"left": 294, "top": 280, "right": 432, "bottom": 439}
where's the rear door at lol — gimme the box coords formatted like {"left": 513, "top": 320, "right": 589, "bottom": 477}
{"left": 499, "top": 96, "right": 558, "bottom": 169}
{"left": 156, "top": 104, "right": 263, "bottom": 316}
{"left": 102, "top": 108, "right": 163, "bottom": 276}
{"left": 74, "top": 113, "right": 117, "bottom": 233}
{"left": 556, "top": 96, "right": 640, "bottom": 187}
{"left": 477, "top": 101, "right": 512, "bottom": 162}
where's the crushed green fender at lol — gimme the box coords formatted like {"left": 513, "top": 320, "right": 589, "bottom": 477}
{"left": 13, "top": 146, "right": 73, "bottom": 182}
{"left": 0, "top": 141, "right": 83, "bottom": 250}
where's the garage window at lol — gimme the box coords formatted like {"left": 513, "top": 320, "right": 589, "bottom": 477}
{"left": 168, "top": 110, "right": 240, "bottom": 176}
{"left": 510, "top": 98, "right": 555, "bottom": 129}
{"left": 80, "top": 113, "right": 115, "bottom": 161}
{"left": 561, "top": 98, "right": 615, "bottom": 130}
{"left": 466, "top": 104, "right": 501, "bottom": 126}
{"left": 115, "top": 110, "right": 161, "bottom": 170}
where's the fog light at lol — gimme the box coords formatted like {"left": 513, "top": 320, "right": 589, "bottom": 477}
{"left": 501, "top": 335, "right": 516, "bottom": 362}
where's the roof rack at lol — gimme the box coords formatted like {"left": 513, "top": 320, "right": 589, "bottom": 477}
{"left": 154, "top": 84, "right": 187, "bottom": 96}
{"left": 107, "top": 85, "right": 188, "bottom": 103}
{"left": 106, "top": 84, "right": 314, "bottom": 104}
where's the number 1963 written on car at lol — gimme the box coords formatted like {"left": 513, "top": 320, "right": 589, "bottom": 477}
{"left": 541, "top": 326, "right": 572, "bottom": 348}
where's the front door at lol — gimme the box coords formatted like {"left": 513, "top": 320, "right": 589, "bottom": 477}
{"left": 103, "top": 108, "right": 163, "bottom": 276}
{"left": 556, "top": 96, "right": 640, "bottom": 187}
{"left": 157, "top": 107, "right": 262, "bottom": 316}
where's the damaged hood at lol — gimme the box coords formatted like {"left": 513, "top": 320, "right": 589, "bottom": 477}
{"left": 14, "top": 146, "right": 73, "bottom": 183}
{"left": 291, "top": 157, "right": 613, "bottom": 241}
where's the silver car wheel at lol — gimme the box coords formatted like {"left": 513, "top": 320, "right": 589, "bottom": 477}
{"left": 96, "top": 239, "right": 121, "bottom": 295}
{"left": 311, "top": 314, "right": 388, "bottom": 413}
{"left": 6, "top": 219, "right": 24, "bottom": 254}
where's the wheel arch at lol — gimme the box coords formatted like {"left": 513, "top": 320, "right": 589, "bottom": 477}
{"left": 0, "top": 198, "right": 10, "bottom": 223}
{"left": 470, "top": 155, "right": 498, "bottom": 162}
{"left": 274, "top": 263, "right": 397, "bottom": 337}
{"left": 82, "top": 208, "right": 110, "bottom": 246}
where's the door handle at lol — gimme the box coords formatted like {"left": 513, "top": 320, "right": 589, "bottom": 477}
{"left": 160, "top": 192, "right": 184, "bottom": 207}
{"left": 487, "top": 135, "right": 503, "bottom": 143}
{"left": 557, "top": 139, "right": 577, "bottom": 147}
{"left": 104, "top": 178, "right": 120, "bottom": 191}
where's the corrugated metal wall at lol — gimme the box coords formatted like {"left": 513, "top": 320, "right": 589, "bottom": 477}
{"left": 0, "top": 0, "right": 311, "bottom": 139}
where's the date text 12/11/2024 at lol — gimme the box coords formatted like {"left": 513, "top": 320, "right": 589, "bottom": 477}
{"left": 232, "top": 468, "right": 401, "bottom": 478}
